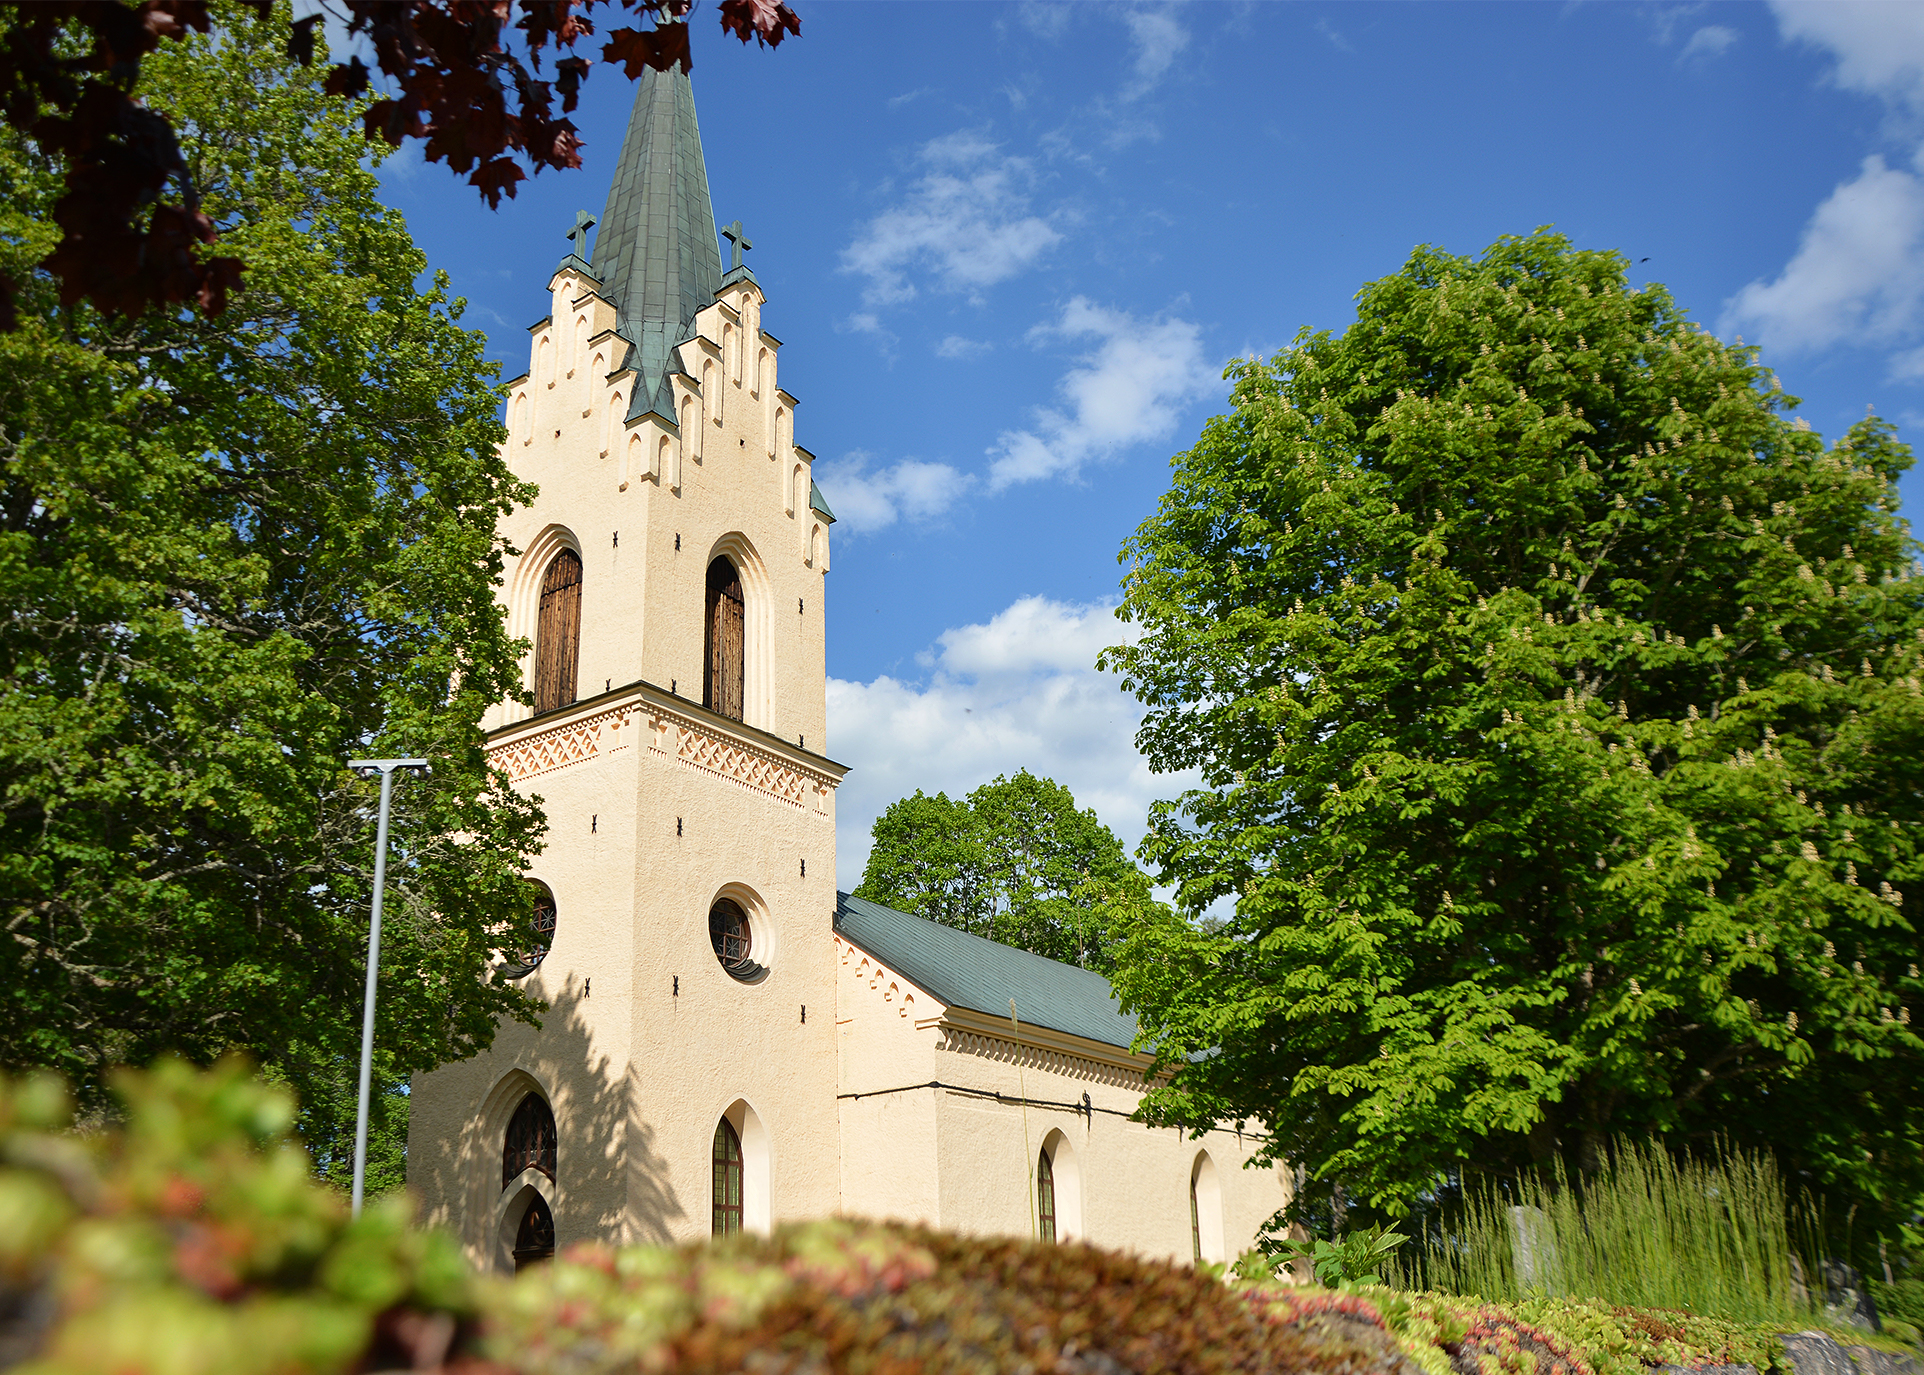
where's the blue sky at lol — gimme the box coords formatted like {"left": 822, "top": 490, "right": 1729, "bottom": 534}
{"left": 377, "top": 1, "right": 1924, "bottom": 888}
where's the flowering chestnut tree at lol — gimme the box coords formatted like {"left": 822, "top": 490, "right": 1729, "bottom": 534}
{"left": 1103, "top": 230, "right": 1924, "bottom": 1236}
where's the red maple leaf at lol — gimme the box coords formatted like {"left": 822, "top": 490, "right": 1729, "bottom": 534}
{"left": 719, "top": 0, "right": 800, "bottom": 48}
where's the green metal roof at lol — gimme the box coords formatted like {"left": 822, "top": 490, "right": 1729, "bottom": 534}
{"left": 809, "top": 480, "right": 836, "bottom": 524}
{"left": 590, "top": 66, "right": 724, "bottom": 424}
{"left": 833, "top": 892, "right": 1139, "bottom": 1049}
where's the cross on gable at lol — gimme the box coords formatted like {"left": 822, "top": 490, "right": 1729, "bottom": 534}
{"left": 566, "top": 210, "right": 597, "bottom": 263}
{"left": 722, "top": 220, "right": 753, "bottom": 271}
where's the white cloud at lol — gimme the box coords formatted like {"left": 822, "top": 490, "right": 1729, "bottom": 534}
{"left": 827, "top": 597, "right": 1187, "bottom": 890}
{"left": 1722, "top": 153, "right": 1924, "bottom": 354}
{"left": 1123, "top": 7, "right": 1190, "bottom": 94}
{"left": 1019, "top": 3, "right": 1071, "bottom": 41}
{"left": 988, "top": 297, "right": 1218, "bottom": 490}
{"left": 1648, "top": 3, "right": 1706, "bottom": 48}
{"left": 812, "top": 451, "right": 973, "bottom": 533}
{"left": 1771, "top": 1, "right": 1924, "bottom": 114}
{"left": 935, "top": 334, "right": 993, "bottom": 360}
{"left": 1314, "top": 19, "right": 1353, "bottom": 53}
{"left": 1732, "top": 4, "right": 1924, "bottom": 377}
{"left": 841, "top": 132, "right": 1063, "bottom": 308}
{"left": 1891, "top": 345, "right": 1924, "bottom": 380}
{"left": 1681, "top": 25, "right": 1739, "bottom": 61}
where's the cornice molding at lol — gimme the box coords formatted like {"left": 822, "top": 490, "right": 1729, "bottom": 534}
{"left": 487, "top": 679, "right": 845, "bottom": 809}
{"left": 929, "top": 1005, "right": 1155, "bottom": 1079}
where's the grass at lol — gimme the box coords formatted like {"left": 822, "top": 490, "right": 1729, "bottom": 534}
{"left": 1388, "top": 1138, "right": 1807, "bottom": 1324}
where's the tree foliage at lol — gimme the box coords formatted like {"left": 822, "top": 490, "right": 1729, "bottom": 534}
{"left": 0, "top": 0, "right": 800, "bottom": 328}
{"left": 1102, "top": 230, "right": 1924, "bottom": 1236}
{"left": 0, "top": 8, "right": 543, "bottom": 1114}
{"left": 854, "top": 770, "right": 1148, "bottom": 973}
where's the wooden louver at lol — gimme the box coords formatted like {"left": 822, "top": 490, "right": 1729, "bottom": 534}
{"left": 704, "top": 557, "right": 744, "bottom": 721}
{"left": 533, "top": 549, "right": 583, "bottom": 714}
{"left": 503, "top": 1093, "right": 557, "bottom": 1188}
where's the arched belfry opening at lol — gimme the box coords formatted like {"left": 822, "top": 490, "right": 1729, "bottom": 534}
{"left": 704, "top": 556, "right": 744, "bottom": 720}
{"left": 533, "top": 548, "right": 582, "bottom": 713}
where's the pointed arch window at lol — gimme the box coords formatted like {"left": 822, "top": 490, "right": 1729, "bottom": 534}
{"left": 1037, "top": 1147, "right": 1057, "bottom": 1244}
{"left": 703, "top": 557, "right": 744, "bottom": 720}
{"left": 513, "top": 1194, "right": 555, "bottom": 1271}
{"left": 533, "top": 549, "right": 582, "bottom": 714}
{"left": 503, "top": 1093, "right": 556, "bottom": 1188}
{"left": 1190, "top": 1171, "right": 1202, "bottom": 1264}
{"left": 712, "top": 1118, "right": 744, "bottom": 1235}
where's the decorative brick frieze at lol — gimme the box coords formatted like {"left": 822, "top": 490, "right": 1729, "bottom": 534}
{"left": 491, "top": 705, "right": 633, "bottom": 781}
{"left": 647, "top": 705, "right": 835, "bottom": 816}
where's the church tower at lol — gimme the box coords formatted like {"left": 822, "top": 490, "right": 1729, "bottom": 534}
{"left": 407, "top": 65, "right": 845, "bottom": 1268}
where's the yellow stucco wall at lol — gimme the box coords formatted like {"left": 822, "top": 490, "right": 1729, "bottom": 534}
{"left": 833, "top": 937, "right": 1292, "bottom": 1262}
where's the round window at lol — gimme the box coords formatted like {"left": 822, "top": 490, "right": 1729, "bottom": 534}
{"left": 499, "top": 881, "right": 557, "bottom": 980}
{"left": 709, "top": 899, "right": 764, "bottom": 981}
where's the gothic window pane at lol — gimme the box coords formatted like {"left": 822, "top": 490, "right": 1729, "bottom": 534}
{"left": 703, "top": 557, "right": 744, "bottom": 721}
{"left": 534, "top": 549, "right": 582, "bottom": 714}
{"left": 1037, "top": 1149, "right": 1057, "bottom": 1244}
{"left": 712, "top": 1118, "right": 743, "bottom": 1236}
{"left": 503, "top": 1093, "right": 557, "bottom": 1188}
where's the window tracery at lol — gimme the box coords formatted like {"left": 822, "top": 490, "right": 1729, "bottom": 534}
{"left": 497, "top": 881, "right": 557, "bottom": 979}
{"left": 502, "top": 1093, "right": 556, "bottom": 1187}
{"left": 709, "top": 898, "right": 763, "bottom": 980}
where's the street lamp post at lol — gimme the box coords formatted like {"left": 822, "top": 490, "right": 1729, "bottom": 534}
{"left": 347, "top": 757, "right": 430, "bottom": 1218}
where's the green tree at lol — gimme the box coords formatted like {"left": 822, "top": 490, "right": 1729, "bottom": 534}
{"left": 855, "top": 770, "right": 1149, "bottom": 972}
{"left": 0, "top": 7, "right": 544, "bottom": 1142}
{"left": 1102, "top": 230, "right": 1924, "bottom": 1239}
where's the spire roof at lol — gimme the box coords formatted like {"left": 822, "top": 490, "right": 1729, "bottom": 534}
{"left": 592, "top": 66, "right": 724, "bottom": 422}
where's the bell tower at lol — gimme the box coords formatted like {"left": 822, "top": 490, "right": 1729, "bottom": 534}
{"left": 409, "top": 65, "right": 846, "bottom": 1266}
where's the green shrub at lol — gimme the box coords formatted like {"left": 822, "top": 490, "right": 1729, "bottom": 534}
{"left": 0, "top": 1058, "right": 474, "bottom": 1374}
{"left": 1271, "top": 1225, "right": 1409, "bottom": 1287}
{"left": 1872, "top": 1276, "right": 1924, "bottom": 1328}
{"left": 0, "top": 1060, "right": 1433, "bottom": 1375}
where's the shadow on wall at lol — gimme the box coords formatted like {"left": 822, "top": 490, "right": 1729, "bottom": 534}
{"left": 409, "top": 974, "right": 687, "bottom": 1269}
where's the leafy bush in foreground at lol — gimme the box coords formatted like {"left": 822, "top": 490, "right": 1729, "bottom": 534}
{"left": 1, "top": 1061, "right": 1909, "bottom": 1375}
{"left": 0, "top": 1059, "right": 474, "bottom": 1374}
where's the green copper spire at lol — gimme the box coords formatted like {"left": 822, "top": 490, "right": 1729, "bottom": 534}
{"left": 594, "top": 65, "right": 724, "bottom": 422}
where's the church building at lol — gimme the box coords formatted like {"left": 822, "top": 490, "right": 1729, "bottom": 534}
{"left": 406, "top": 66, "right": 1293, "bottom": 1272}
